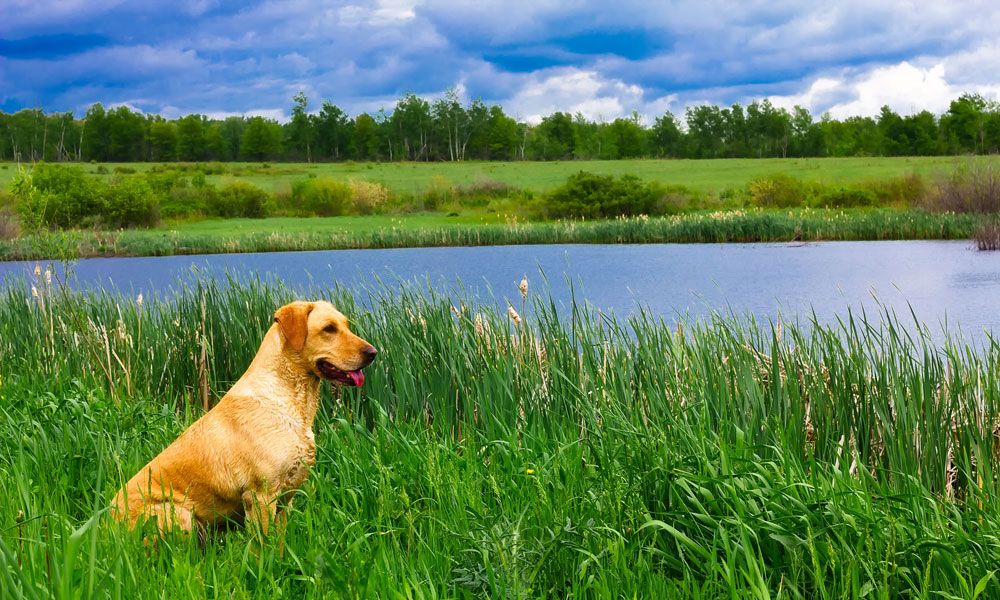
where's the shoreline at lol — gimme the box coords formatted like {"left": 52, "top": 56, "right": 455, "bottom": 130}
{"left": 0, "top": 208, "right": 981, "bottom": 261}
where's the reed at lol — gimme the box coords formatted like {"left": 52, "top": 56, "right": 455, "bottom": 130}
{"left": 0, "top": 208, "right": 982, "bottom": 261}
{"left": 1, "top": 274, "right": 999, "bottom": 597}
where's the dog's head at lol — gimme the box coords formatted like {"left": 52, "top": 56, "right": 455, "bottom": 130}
{"left": 273, "top": 300, "right": 377, "bottom": 386}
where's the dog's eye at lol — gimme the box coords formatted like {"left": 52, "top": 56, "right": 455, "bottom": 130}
{"left": 323, "top": 324, "right": 338, "bottom": 334}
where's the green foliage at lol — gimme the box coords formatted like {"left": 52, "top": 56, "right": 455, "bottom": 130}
{"left": 542, "top": 171, "right": 662, "bottom": 218}
{"left": 816, "top": 186, "right": 877, "bottom": 208}
{"left": 2, "top": 279, "right": 1000, "bottom": 596}
{"left": 9, "top": 163, "right": 160, "bottom": 229}
{"left": 101, "top": 177, "right": 160, "bottom": 227}
{"left": 746, "top": 174, "right": 807, "bottom": 208}
{"left": 291, "top": 177, "right": 352, "bottom": 216}
{"left": 208, "top": 181, "right": 269, "bottom": 218}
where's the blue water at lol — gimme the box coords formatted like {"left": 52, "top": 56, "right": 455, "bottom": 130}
{"left": 1, "top": 241, "right": 997, "bottom": 342}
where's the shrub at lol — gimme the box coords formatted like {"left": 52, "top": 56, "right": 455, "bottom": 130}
{"left": 208, "top": 181, "right": 269, "bottom": 218}
{"left": 921, "top": 162, "right": 1000, "bottom": 214}
{"left": 652, "top": 184, "right": 701, "bottom": 214}
{"left": 453, "top": 178, "right": 519, "bottom": 208}
{"left": 420, "top": 176, "right": 456, "bottom": 211}
{"left": 815, "top": 187, "right": 876, "bottom": 208}
{"left": 192, "top": 171, "right": 208, "bottom": 188}
{"left": 161, "top": 186, "right": 214, "bottom": 219}
{"left": 292, "top": 177, "right": 352, "bottom": 217}
{"left": 113, "top": 166, "right": 137, "bottom": 174}
{"left": 15, "top": 162, "right": 105, "bottom": 229}
{"left": 746, "top": 174, "right": 806, "bottom": 208}
{"left": 973, "top": 221, "right": 1000, "bottom": 251}
{"left": 542, "top": 171, "right": 660, "bottom": 219}
{"left": 348, "top": 179, "right": 391, "bottom": 215}
{"left": 102, "top": 177, "right": 160, "bottom": 228}
{"left": 865, "top": 173, "right": 925, "bottom": 207}
{"left": 0, "top": 207, "right": 20, "bottom": 240}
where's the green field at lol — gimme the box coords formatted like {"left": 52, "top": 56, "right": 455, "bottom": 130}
{"left": 3, "top": 277, "right": 1000, "bottom": 597}
{"left": 1, "top": 156, "right": 992, "bottom": 195}
{"left": 2, "top": 156, "right": 996, "bottom": 260}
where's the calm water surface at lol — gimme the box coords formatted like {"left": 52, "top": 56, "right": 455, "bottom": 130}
{"left": 1, "top": 241, "right": 997, "bottom": 342}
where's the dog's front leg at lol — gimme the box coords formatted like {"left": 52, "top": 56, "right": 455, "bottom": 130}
{"left": 242, "top": 488, "right": 278, "bottom": 541}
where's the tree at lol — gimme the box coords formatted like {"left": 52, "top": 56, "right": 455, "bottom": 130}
{"left": 286, "top": 92, "right": 316, "bottom": 162}
{"left": 81, "top": 103, "right": 110, "bottom": 162}
{"left": 176, "top": 114, "right": 206, "bottom": 161}
{"left": 941, "top": 93, "right": 987, "bottom": 153}
{"left": 484, "top": 105, "right": 519, "bottom": 160}
{"left": 391, "top": 93, "right": 432, "bottom": 160}
{"left": 351, "top": 113, "right": 379, "bottom": 160}
{"left": 148, "top": 120, "right": 178, "bottom": 161}
{"left": 316, "top": 101, "right": 350, "bottom": 160}
{"left": 106, "top": 106, "right": 146, "bottom": 161}
{"left": 240, "top": 116, "right": 282, "bottom": 160}
{"left": 650, "top": 112, "right": 683, "bottom": 157}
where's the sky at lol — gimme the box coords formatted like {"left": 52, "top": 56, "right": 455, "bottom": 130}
{"left": 3, "top": 0, "right": 1000, "bottom": 123}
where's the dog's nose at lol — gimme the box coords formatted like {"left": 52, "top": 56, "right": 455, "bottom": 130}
{"left": 362, "top": 345, "right": 378, "bottom": 363}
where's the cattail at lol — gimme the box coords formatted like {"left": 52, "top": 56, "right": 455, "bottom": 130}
{"left": 31, "top": 285, "right": 38, "bottom": 298}
{"left": 34, "top": 264, "right": 41, "bottom": 278}
{"left": 519, "top": 276, "right": 528, "bottom": 299}
{"left": 44, "top": 268, "right": 52, "bottom": 286}
{"left": 136, "top": 293, "right": 143, "bottom": 306}
{"left": 507, "top": 305, "right": 521, "bottom": 325}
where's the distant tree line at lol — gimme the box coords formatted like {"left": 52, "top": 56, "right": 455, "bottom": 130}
{"left": 3, "top": 90, "right": 1000, "bottom": 163}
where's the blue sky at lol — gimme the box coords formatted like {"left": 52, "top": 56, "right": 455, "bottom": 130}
{"left": 3, "top": 0, "right": 1000, "bottom": 122}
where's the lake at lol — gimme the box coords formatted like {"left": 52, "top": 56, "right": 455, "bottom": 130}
{"left": 1, "top": 240, "right": 997, "bottom": 343}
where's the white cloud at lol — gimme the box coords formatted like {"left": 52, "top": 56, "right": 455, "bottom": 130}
{"left": 506, "top": 69, "right": 645, "bottom": 123}
{"left": 768, "top": 49, "right": 1000, "bottom": 118}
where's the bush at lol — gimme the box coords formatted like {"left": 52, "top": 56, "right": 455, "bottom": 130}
{"left": 208, "top": 181, "right": 269, "bottom": 218}
{"left": 815, "top": 187, "right": 876, "bottom": 208}
{"left": 102, "top": 177, "right": 160, "bottom": 228}
{"left": 420, "top": 176, "right": 456, "bottom": 211}
{"left": 292, "top": 177, "right": 352, "bottom": 217}
{"left": 161, "top": 186, "right": 212, "bottom": 219}
{"left": 0, "top": 207, "right": 20, "bottom": 240}
{"left": 865, "top": 174, "right": 925, "bottom": 207}
{"left": 746, "top": 174, "right": 806, "bottom": 208}
{"left": 15, "top": 162, "right": 105, "bottom": 229}
{"left": 113, "top": 166, "right": 136, "bottom": 174}
{"left": 348, "top": 179, "right": 391, "bottom": 215}
{"left": 542, "top": 171, "right": 661, "bottom": 219}
{"left": 453, "top": 178, "right": 519, "bottom": 208}
{"left": 921, "top": 162, "right": 1000, "bottom": 214}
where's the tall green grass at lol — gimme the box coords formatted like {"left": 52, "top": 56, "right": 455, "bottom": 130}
{"left": 2, "top": 274, "right": 1000, "bottom": 597}
{"left": 0, "top": 208, "right": 981, "bottom": 260}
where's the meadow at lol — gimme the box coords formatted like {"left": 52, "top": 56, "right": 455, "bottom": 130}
{"left": 0, "top": 156, "right": 990, "bottom": 195}
{"left": 2, "top": 274, "right": 1000, "bottom": 597}
{"left": 1, "top": 156, "right": 997, "bottom": 259}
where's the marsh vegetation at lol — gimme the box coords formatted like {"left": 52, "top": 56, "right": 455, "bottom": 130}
{"left": 2, "top": 274, "right": 1000, "bottom": 596}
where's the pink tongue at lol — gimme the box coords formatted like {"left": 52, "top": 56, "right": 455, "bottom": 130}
{"left": 349, "top": 370, "right": 365, "bottom": 387}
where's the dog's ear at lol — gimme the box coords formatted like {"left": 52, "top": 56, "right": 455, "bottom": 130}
{"left": 274, "top": 301, "right": 315, "bottom": 352}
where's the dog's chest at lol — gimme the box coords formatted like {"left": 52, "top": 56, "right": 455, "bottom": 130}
{"left": 278, "top": 427, "right": 316, "bottom": 490}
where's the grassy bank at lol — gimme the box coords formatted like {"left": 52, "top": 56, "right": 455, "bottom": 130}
{"left": 2, "top": 277, "right": 1000, "bottom": 597}
{"left": 0, "top": 208, "right": 980, "bottom": 260}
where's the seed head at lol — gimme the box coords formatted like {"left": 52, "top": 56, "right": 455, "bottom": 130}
{"left": 34, "top": 264, "right": 41, "bottom": 278}
{"left": 44, "top": 268, "right": 52, "bottom": 286}
{"left": 474, "top": 313, "right": 485, "bottom": 336}
{"left": 136, "top": 292, "right": 144, "bottom": 306}
{"left": 31, "top": 285, "right": 38, "bottom": 298}
{"left": 507, "top": 305, "right": 521, "bottom": 325}
{"left": 519, "top": 276, "right": 528, "bottom": 299}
